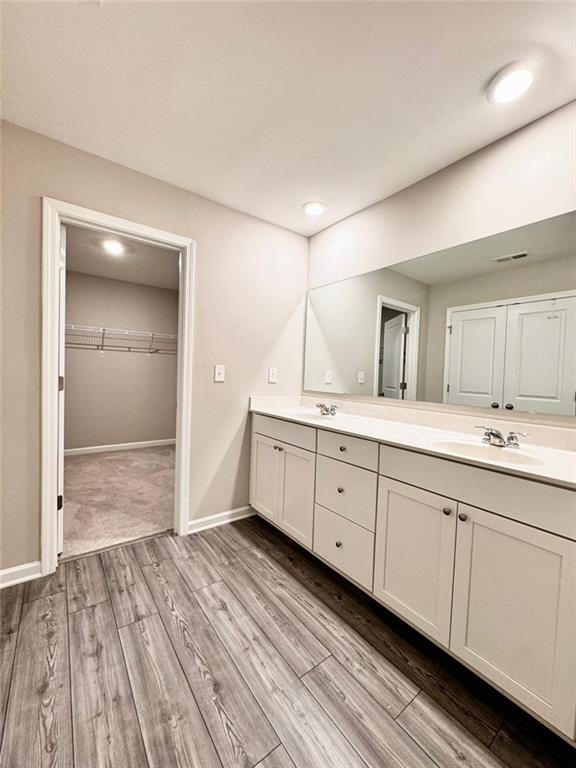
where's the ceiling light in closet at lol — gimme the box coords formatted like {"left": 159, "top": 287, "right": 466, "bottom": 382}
{"left": 302, "top": 201, "right": 327, "bottom": 217}
{"left": 486, "top": 62, "right": 534, "bottom": 105}
{"left": 102, "top": 239, "right": 125, "bottom": 256}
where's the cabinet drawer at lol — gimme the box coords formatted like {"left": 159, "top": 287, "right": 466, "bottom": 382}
{"left": 316, "top": 455, "right": 377, "bottom": 531}
{"left": 313, "top": 504, "right": 374, "bottom": 590}
{"left": 318, "top": 429, "right": 379, "bottom": 471}
{"left": 252, "top": 413, "right": 316, "bottom": 452}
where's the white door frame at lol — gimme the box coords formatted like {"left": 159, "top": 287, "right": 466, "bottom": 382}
{"left": 42, "top": 197, "right": 195, "bottom": 575}
{"left": 442, "top": 289, "right": 576, "bottom": 404}
{"left": 373, "top": 295, "right": 420, "bottom": 399}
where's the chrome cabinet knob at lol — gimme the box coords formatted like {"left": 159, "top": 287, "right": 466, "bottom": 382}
{"left": 277, "top": 446, "right": 284, "bottom": 451}
{"left": 339, "top": 445, "right": 346, "bottom": 452}
{"left": 458, "top": 513, "right": 468, "bottom": 522}
{"left": 335, "top": 541, "right": 342, "bottom": 548}
{"left": 505, "top": 403, "right": 514, "bottom": 410}
{"left": 491, "top": 402, "right": 500, "bottom": 409}
{"left": 442, "top": 507, "right": 452, "bottom": 516}
{"left": 337, "top": 487, "right": 344, "bottom": 494}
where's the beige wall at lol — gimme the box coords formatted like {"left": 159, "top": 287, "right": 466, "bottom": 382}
{"left": 1, "top": 121, "right": 307, "bottom": 570}
{"left": 424, "top": 255, "right": 576, "bottom": 402}
{"left": 65, "top": 272, "right": 178, "bottom": 449}
{"left": 309, "top": 103, "right": 576, "bottom": 289}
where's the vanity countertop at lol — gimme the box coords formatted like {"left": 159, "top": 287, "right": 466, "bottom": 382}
{"left": 250, "top": 405, "right": 576, "bottom": 490}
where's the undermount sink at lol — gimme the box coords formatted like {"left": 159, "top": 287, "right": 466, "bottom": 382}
{"left": 432, "top": 440, "right": 544, "bottom": 466}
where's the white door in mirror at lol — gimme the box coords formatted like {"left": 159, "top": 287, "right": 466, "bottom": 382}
{"left": 503, "top": 298, "right": 576, "bottom": 415}
{"left": 446, "top": 297, "right": 576, "bottom": 415}
{"left": 446, "top": 306, "right": 506, "bottom": 409}
{"left": 382, "top": 314, "right": 407, "bottom": 399}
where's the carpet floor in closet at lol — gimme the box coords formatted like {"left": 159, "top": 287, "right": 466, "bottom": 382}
{"left": 0, "top": 516, "right": 573, "bottom": 768}
{"left": 63, "top": 445, "right": 175, "bottom": 558}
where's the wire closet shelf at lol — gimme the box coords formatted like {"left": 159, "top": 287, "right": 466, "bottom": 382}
{"left": 65, "top": 325, "right": 178, "bottom": 355}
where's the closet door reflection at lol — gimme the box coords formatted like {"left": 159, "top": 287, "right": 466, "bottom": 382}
{"left": 445, "top": 296, "right": 576, "bottom": 415}
{"left": 503, "top": 297, "right": 576, "bottom": 415}
{"left": 445, "top": 306, "right": 506, "bottom": 409}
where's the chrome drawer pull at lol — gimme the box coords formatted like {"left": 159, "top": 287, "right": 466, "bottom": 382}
{"left": 442, "top": 507, "right": 452, "bottom": 516}
{"left": 339, "top": 445, "right": 346, "bottom": 452}
{"left": 337, "top": 487, "right": 344, "bottom": 494}
{"left": 458, "top": 513, "right": 468, "bottom": 522}
{"left": 335, "top": 541, "right": 343, "bottom": 548}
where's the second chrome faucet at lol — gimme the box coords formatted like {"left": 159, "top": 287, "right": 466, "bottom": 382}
{"left": 316, "top": 402, "right": 337, "bottom": 416}
{"left": 476, "top": 426, "right": 530, "bottom": 448}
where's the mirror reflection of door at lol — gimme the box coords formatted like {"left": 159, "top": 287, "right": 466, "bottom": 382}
{"left": 379, "top": 309, "right": 408, "bottom": 398}
{"left": 445, "top": 294, "right": 576, "bottom": 415}
{"left": 445, "top": 305, "right": 507, "bottom": 409}
{"left": 503, "top": 298, "right": 576, "bottom": 414}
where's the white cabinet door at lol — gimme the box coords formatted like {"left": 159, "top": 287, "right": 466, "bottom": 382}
{"left": 451, "top": 505, "right": 576, "bottom": 737}
{"left": 278, "top": 442, "right": 315, "bottom": 547}
{"left": 445, "top": 306, "right": 507, "bottom": 408}
{"left": 373, "top": 478, "right": 457, "bottom": 647}
{"left": 503, "top": 297, "right": 576, "bottom": 415}
{"left": 250, "top": 433, "right": 282, "bottom": 522}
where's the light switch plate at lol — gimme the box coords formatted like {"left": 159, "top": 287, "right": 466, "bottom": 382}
{"left": 325, "top": 369, "right": 333, "bottom": 384}
{"left": 214, "top": 364, "right": 226, "bottom": 382}
{"left": 357, "top": 370, "right": 365, "bottom": 384}
{"left": 268, "top": 367, "right": 278, "bottom": 384}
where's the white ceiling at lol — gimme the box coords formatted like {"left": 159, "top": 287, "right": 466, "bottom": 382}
{"left": 66, "top": 225, "right": 180, "bottom": 290}
{"left": 3, "top": 2, "right": 575, "bottom": 235}
{"left": 391, "top": 211, "right": 576, "bottom": 286}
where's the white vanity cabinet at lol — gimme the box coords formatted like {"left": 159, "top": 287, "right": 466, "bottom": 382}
{"left": 249, "top": 411, "right": 576, "bottom": 740}
{"left": 451, "top": 504, "right": 576, "bottom": 736}
{"left": 373, "top": 478, "right": 457, "bottom": 645}
{"left": 250, "top": 416, "right": 316, "bottom": 547}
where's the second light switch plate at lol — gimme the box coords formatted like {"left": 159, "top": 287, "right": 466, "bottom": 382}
{"left": 214, "top": 364, "right": 226, "bottom": 382}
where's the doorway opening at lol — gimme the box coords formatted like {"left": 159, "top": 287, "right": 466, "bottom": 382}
{"left": 42, "top": 199, "right": 195, "bottom": 574}
{"left": 62, "top": 225, "right": 180, "bottom": 558}
{"left": 374, "top": 295, "right": 420, "bottom": 399}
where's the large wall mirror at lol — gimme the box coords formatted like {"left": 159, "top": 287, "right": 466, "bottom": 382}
{"left": 304, "top": 211, "right": 576, "bottom": 417}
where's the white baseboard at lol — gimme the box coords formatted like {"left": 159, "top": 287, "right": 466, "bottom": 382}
{"left": 187, "top": 506, "right": 255, "bottom": 535}
{"left": 65, "top": 438, "right": 176, "bottom": 456}
{"left": 0, "top": 560, "right": 42, "bottom": 590}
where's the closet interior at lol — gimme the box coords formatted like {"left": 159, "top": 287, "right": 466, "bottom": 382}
{"left": 62, "top": 224, "right": 180, "bottom": 558}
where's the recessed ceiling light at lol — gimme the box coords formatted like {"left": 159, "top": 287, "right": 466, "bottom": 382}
{"left": 487, "top": 62, "right": 534, "bottom": 105}
{"left": 102, "top": 239, "right": 125, "bottom": 256}
{"left": 302, "top": 201, "right": 327, "bottom": 217}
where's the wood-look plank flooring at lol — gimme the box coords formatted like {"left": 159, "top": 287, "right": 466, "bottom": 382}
{"left": 0, "top": 516, "right": 574, "bottom": 768}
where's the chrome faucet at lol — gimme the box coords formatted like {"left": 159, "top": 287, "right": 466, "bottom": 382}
{"left": 316, "top": 402, "right": 337, "bottom": 416}
{"left": 475, "top": 426, "right": 507, "bottom": 447}
{"left": 476, "top": 426, "right": 531, "bottom": 448}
